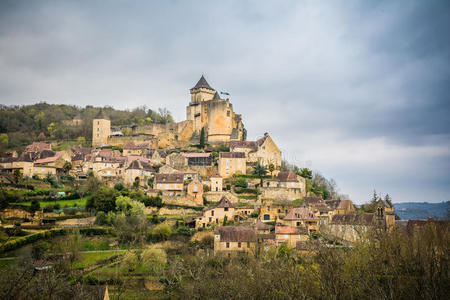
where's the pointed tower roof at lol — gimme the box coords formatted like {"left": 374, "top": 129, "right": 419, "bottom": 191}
{"left": 191, "top": 75, "right": 214, "bottom": 90}
{"left": 212, "top": 91, "right": 221, "bottom": 100}
{"left": 95, "top": 109, "right": 109, "bottom": 120}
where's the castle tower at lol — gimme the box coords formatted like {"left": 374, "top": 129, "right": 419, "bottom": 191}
{"left": 186, "top": 75, "right": 216, "bottom": 134}
{"left": 92, "top": 109, "right": 111, "bottom": 147}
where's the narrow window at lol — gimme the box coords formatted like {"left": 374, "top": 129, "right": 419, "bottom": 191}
{"left": 238, "top": 242, "right": 241, "bottom": 248}
{"left": 226, "top": 242, "right": 230, "bottom": 248}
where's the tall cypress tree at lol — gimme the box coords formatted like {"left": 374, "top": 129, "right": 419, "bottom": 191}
{"left": 199, "top": 127, "right": 205, "bottom": 149}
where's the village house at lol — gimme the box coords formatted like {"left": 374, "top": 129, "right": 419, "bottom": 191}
{"left": 259, "top": 200, "right": 296, "bottom": 223}
{"left": 275, "top": 225, "right": 309, "bottom": 247}
{"left": 214, "top": 226, "right": 258, "bottom": 256}
{"left": 154, "top": 173, "right": 184, "bottom": 197}
{"left": 124, "top": 159, "right": 155, "bottom": 186}
{"left": 210, "top": 172, "right": 223, "bottom": 192}
{"left": 144, "top": 149, "right": 167, "bottom": 165}
{"left": 326, "top": 199, "right": 356, "bottom": 215}
{"left": 261, "top": 171, "right": 306, "bottom": 200}
{"left": 304, "top": 196, "right": 334, "bottom": 224}
{"left": 218, "top": 152, "right": 246, "bottom": 178}
{"left": 327, "top": 202, "right": 395, "bottom": 243}
{"left": 282, "top": 207, "right": 320, "bottom": 234}
{"left": 230, "top": 133, "right": 281, "bottom": 168}
{"left": 32, "top": 151, "right": 67, "bottom": 177}
{"left": 186, "top": 177, "right": 203, "bottom": 205}
{"left": 254, "top": 219, "right": 272, "bottom": 235}
{"left": 195, "top": 196, "right": 235, "bottom": 228}
{"left": 123, "top": 142, "right": 150, "bottom": 156}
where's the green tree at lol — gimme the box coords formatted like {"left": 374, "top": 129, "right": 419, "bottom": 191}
{"left": 63, "top": 161, "right": 72, "bottom": 174}
{"left": 141, "top": 247, "right": 167, "bottom": 275}
{"left": 384, "top": 194, "right": 393, "bottom": 208}
{"left": 199, "top": 127, "right": 206, "bottom": 149}
{"left": 86, "top": 186, "right": 119, "bottom": 212}
{"left": 31, "top": 241, "right": 50, "bottom": 260}
{"left": 253, "top": 163, "right": 267, "bottom": 187}
{"left": 298, "top": 168, "right": 313, "bottom": 180}
{"left": 13, "top": 169, "right": 22, "bottom": 184}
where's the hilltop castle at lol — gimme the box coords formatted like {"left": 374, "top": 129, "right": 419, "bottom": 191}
{"left": 92, "top": 76, "right": 246, "bottom": 148}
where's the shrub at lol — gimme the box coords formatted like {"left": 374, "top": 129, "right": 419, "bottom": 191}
{"left": 151, "top": 223, "right": 172, "bottom": 241}
{"left": 0, "top": 228, "right": 66, "bottom": 253}
{"left": 54, "top": 203, "right": 61, "bottom": 210}
{"left": 141, "top": 247, "right": 167, "bottom": 275}
{"left": 250, "top": 211, "right": 260, "bottom": 218}
{"left": 234, "top": 177, "right": 247, "bottom": 188}
{"left": 122, "top": 251, "right": 138, "bottom": 272}
{"left": 176, "top": 225, "right": 193, "bottom": 236}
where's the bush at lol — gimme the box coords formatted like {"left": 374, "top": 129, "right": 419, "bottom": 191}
{"left": 250, "top": 211, "right": 260, "bottom": 218}
{"left": 141, "top": 247, "right": 167, "bottom": 275}
{"left": 151, "top": 223, "right": 172, "bottom": 241}
{"left": 234, "top": 177, "right": 247, "bottom": 188}
{"left": 142, "top": 196, "right": 163, "bottom": 208}
{"left": 54, "top": 203, "right": 61, "bottom": 210}
{"left": 79, "top": 228, "right": 113, "bottom": 236}
{"left": 176, "top": 225, "right": 193, "bottom": 236}
{"left": 122, "top": 251, "right": 138, "bottom": 272}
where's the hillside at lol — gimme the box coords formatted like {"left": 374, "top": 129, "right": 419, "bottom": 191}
{"left": 394, "top": 201, "right": 449, "bottom": 220}
{"left": 0, "top": 103, "right": 173, "bottom": 150}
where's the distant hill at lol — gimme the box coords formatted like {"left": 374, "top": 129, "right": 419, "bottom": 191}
{"left": 394, "top": 202, "right": 449, "bottom": 220}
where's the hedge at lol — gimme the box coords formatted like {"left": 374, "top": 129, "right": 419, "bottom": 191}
{"left": 164, "top": 203, "right": 204, "bottom": 211}
{"left": 0, "top": 228, "right": 67, "bottom": 253}
{"left": 233, "top": 174, "right": 271, "bottom": 179}
{"left": 0, "top": 227, "right": 113, "bottom": 253}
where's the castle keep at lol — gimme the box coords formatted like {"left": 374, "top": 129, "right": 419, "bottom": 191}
{"left": 93, "top": 76, "right": 245, "bottom": 148}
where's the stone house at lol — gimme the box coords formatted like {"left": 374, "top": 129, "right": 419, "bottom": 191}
{"left": 123, "top": 142, "right": 150, "bottom": 156}
{"left": 195, "top": 196, "right": 235, "bottom": 228}
{"left": 275, "top": 225, "right": 309, "bottom": 247}
{"left": 154, "top": 173, "right": 184, "bottom": 197}
{"left": 259, "top": 200, "right": 295, "bottom": 223}
{"left": 124, "top": 160, "right": 155, "bottom": 186}
{"left": 326, "top": 199, "right": 356, "bottom": 215}
{"left": 187, "top": 178, "right": 203, "bottom": 205}
{"left": 214, "top": 226, "right": 258, "bottom": 256}
{"left": 218, "top": 152, "right": 246, "bottom": 178}
{"left": 210, "top": 172, "right": 223, "bottom": 192}
{"left": 327, "top": 203, "right": 395, "bottom": 243}
{"left": 144, "top": 149, "right": 167, "bottom": 165}
{"left": 230, "top": 133, "right": 281, "bottom": 168}
{"left": 261, "top": 171, "right": 306, "bottom": 200}
{"left": 92, "top": 157, "right": 124, "bottom": 178}
{"left": 282, "top": 207, "right": 320, "bottom": 234}
{"left": 254, "top": 219, "right": 272, "bottom": 235}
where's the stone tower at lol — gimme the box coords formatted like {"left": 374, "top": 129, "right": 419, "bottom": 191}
{"left": 92, "top": 109, "right": 111, "bottom": 147}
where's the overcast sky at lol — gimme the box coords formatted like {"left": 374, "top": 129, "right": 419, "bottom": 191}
{"left": 0, "top": 0, "right": 449, "bottom": 204}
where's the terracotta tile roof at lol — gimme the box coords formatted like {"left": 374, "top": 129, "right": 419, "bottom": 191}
{"left": 230, "top": 141, "right": 258, "bottom": 151}
{"left": 255, "top": 220, "right": 271, "bottom": 230}
{"left": 331, "top": 213, "right": 375, "bottom": 226}
{"left": 284, "top": 207, "right": 318, "bottom": 221}
{"left": 154, "top": 173, "right": 184, "bottom": 184}
{"left": 304, "top": 196, "right": 324, "bottom": 205}
{"left": 126, "top": 156, "right": 149, "bottom": 164}
{"left": 219, "top": 152, "right": 245, "bottom": 158}
{"left": 214, "top": 226, "right": 257, "bottom": 242}
{"left": 183, "top": 152, "right": 211, "bottom": 158}
{"left": 277, "top": 172, "right": 298, "bottom": 182}
{"left": 25, "top": 142, "right": 51, "bottom": 152}
{"left": 276, "top": 225, "right": 308, "bottom": 235}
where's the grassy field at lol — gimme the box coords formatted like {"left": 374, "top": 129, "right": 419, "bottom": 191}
{"left": 72, "top": 250, "right": 125, "bottom": 269}
{"left": 12, "top": 197, "right": 88, "bottom": 208}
